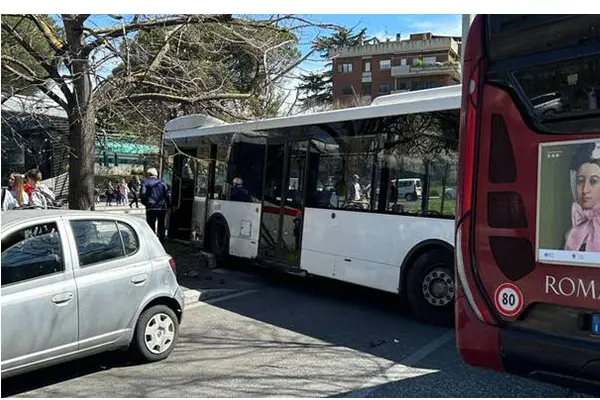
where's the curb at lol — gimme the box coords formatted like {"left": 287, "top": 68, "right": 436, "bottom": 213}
{"left": 182, "top": 287, "right": 241, "bottom": 309}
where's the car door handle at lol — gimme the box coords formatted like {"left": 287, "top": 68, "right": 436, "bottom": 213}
{"left": 131, "top": 274, "right": 148, "bottom": 285}
{"left": 51, "top": 292, "right": 73, "bottom": 305}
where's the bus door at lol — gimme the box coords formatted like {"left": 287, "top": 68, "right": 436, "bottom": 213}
{"left": 259, "top": 139, "right": 309, "bottom": 266}
{"left": 168, "top": 151, "right": 197, "bottom": 240}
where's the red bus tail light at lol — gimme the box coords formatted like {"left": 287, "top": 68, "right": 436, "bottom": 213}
{"left": 456, "top": 15, "right": 497, "bottom": 326}
{"left": 168, "top": 257, "right": 177, "bottom": 274}
{"left": 456, "top": 223, "right": 497, "bottom": 324}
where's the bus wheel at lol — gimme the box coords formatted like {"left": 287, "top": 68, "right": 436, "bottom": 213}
{"left": 406, "top": 249, "right": 455, "bottom": 327}
{"left": 208, "top": 218, "right": 230, "bottom": 264}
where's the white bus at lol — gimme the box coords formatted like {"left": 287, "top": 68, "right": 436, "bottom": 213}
{"left": 164, "top": 85, "right": 461, "bottom": 326}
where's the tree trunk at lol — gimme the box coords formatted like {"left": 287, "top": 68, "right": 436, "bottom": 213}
{"left": 64, "top": 16, "right": 95, "bottom": 210}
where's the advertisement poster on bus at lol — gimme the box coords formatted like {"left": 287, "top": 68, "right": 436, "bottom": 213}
{"left": 537, "top": 139, "right": 600, "bottom": 267}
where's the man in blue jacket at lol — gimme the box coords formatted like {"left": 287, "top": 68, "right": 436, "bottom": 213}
{"left": 140, "top": 168, "right": 171, "bottom": 244}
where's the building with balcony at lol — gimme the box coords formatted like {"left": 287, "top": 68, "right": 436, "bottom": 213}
{"left": 329, "top": 32, "right": 462, "bottom": 108}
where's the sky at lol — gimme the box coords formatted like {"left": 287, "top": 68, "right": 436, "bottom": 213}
{"left": 291, "top": 14, "right": 463, "bottom": 73}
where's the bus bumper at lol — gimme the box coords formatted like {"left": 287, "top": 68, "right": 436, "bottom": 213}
{"left": 500, "top": 327, "right": 600, "bottom": 395}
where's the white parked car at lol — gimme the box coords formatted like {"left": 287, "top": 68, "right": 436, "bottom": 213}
{"left": 1, "top": 210, "right": 185, "bottom": 378}
{"left": 444, "top": 187, "right": 457, "bottom": 200}
{"left": 392, "top": 178, "right": 422, "bottom": 201}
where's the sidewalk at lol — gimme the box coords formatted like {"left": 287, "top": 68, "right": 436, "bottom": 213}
{"left": 94, "top": 203, "right": 146, "bottom": 215}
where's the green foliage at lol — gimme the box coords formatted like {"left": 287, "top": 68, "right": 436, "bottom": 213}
{"left": 297, "top": 27, "right": 367, "bottom": 110}
{"left": 1, "top": 15, "right": 62, "bottom": 93}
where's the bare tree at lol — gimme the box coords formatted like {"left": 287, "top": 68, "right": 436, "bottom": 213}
{"left": 1, "top": 14, "right": 342, "bottom": 210}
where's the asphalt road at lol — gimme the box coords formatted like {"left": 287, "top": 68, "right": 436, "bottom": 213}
{"left": 1, "top": 264, "right": 588, "bottom": 398}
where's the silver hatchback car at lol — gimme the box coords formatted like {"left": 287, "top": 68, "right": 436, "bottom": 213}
{"left": 1, "top": 210, "right": 185, "bottom": 378}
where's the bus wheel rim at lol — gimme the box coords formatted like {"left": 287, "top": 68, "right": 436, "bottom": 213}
{"left": 422, "top": 268, "right": 454, "bottom": 307}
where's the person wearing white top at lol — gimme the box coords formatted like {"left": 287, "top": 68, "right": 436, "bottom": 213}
{"left": 2, "top": 173, "right": 30, "bottom": 210}
{"left": 352, "top": 174, "right": 362, "bottom": 201}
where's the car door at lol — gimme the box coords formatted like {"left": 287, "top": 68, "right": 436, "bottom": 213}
{"left": 1, "top": 218, "right": 78, "bottom": 374}
{"left": 65, "top": 217, "right": 152, "bottom": 350}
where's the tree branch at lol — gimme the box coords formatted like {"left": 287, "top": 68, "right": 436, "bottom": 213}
{"left": 125, "top": 92, "right": 251, "bottom": 104}
{"left": 82, "top": 14, "right": 232, "bottom": 55}
{"left": 27, "top": 14, "right": 66, "bottom": 54}
{"left": 0, "top": 61, "right": 68, "bottom": 110}
{"left": 1, "top": 55, "right": 42, "bottom": 80}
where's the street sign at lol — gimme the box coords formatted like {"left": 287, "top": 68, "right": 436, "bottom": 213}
{"left": 494, "top": 282, "right": 524, "bottom": 317}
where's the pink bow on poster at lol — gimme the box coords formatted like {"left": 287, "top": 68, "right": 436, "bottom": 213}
{"left": 565, "top": 203, "right": 600, "bottom": 252}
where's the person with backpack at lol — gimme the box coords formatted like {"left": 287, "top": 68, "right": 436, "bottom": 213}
{"left": 25, "top": 169, "right": 56, "bottom": 209}
{"left": 140, "top": 168, "right": 171, "bottom": 244}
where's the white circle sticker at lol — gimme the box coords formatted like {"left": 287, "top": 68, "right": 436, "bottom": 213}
{"left": 494, "top": 283, "right": 524, "bottom": 317}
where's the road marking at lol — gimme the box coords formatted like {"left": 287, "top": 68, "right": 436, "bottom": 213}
{"left": 343, "top": 330, "right": 455, "bottom": 398}
{"left": 184, "top": 290, "right": 258, "bottom": 311}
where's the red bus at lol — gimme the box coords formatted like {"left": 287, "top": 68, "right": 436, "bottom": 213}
{"left": 455, "top": 15, "right": 600, "bottom": 394}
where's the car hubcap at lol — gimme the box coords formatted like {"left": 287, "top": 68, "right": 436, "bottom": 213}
{"left": 422, "top": 268, "right": 455, "bottom": 307}
{"left": 144, "top": 313, "right": 175, "bottom": 354}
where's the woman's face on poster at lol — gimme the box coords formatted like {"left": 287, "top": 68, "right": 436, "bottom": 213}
{"left": 576, "top": 161, "right": 600, "bottom": 209}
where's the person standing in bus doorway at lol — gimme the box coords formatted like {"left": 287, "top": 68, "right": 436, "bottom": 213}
{"left": 140, "top": 168, "right": 171, "bottom": 244}
{"left": 565, "top": 141, "right": 600, "bottom": 252}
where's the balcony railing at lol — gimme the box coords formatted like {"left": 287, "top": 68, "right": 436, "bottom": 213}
{"left": 391, "top": 63, "right": 460, "bottom": 77}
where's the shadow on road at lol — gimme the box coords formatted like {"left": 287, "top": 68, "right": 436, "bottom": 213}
{"left": 1, "top": 351, "right": 135, "bottom": 398}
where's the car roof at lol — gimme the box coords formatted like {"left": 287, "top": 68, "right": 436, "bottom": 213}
{"left": 1, "top": 210, "right": 137, "bottom": 231}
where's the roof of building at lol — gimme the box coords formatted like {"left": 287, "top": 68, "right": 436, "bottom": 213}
{"left": 1, "top": 85, "right": 68, "bottom": 120}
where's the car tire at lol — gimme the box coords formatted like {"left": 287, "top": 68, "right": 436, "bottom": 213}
{"left": 132, "top": 305, "right": 179, "bottom": 362}
{"left": 405, "top": 249, "right": 455, "bottom": 327}
{"left": 208, "top": 217, "right": 230, "bottom": 264}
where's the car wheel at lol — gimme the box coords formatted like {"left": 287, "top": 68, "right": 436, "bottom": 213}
{"left": 132, "top": 305, "right": 179, "bottom": 362}
{"left": 405, "top": 249, "right": 455, "bottom": 327}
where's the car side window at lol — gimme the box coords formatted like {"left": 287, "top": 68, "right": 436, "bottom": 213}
{"left": 70, "top": 220, "right": 125, "bottom": 266}
{"left": 117, "top": 222, "right": 139, "bottom": 255}
{"left": 1, "top": 222, "right": 64, "bottom": 286}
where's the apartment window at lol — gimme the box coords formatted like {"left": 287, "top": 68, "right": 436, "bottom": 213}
{"left": 364, "top": 60, "right": 371, "bottom": 72}
{"left": 396, "top": 80, "right": 408, "bottom": 91}
{"left": 423, "top": 56, "right": 437, "bottom": 65}
{"left": 342, "top": 86, "right": 354, "bottom": 96}
{"left": 379, "top": 60, "right": 391, "bottom": 70}
{"left": 362, "top": 82, "right": 372, "bottom": 96}
{"left": 338, "top": 63, "right": 353, "bottom": 73}
{"left": 379, "top": 83, "right": 392, "bottom": 94}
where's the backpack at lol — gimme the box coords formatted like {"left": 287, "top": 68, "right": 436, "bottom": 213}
{"left": 33, "top": 188, "right": 60, "bottom": 209}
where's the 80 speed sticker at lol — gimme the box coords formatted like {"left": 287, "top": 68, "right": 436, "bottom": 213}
{"left": 494, "top": 283, "right": 524, "bottom": 317}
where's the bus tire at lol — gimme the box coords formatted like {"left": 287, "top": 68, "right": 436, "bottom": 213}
{"left": 405, "top": 248, "right": 455, "bottom": 327}
{"left": 207, "top": 217, "right": 230, "bottom": 264}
